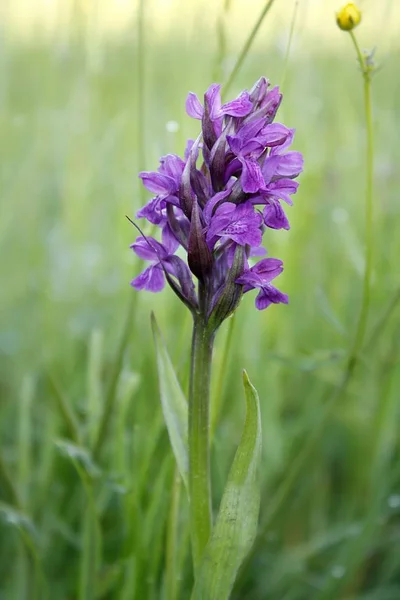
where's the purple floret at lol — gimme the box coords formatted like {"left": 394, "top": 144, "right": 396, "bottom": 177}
{"left": 236, "top": 258, "right": 289, "bottom": 310}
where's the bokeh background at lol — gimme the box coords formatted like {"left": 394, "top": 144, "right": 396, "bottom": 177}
{"left": 1, "top": 0, "right": 400, "bottom": 598}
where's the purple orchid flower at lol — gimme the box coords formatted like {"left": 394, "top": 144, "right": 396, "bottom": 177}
{"left": 130, "top": 234, "right": 178, "bottom": 292}
{"left": 226, "top": 121, "right": 292, "bottom": 193}
{"left": 130, "top": 77, "right": 303, "bottom": 321}
{"left": 236, "top": 258, "right": 289, "bottom": 310}
{"left": 206, "top": 201, "right": 262, "bottom": 249}
{"left": 137, "top": 154, "right": 185, "bottom": 225}
{"left": 186, "top": 83, "right": 253, "bottom": 148}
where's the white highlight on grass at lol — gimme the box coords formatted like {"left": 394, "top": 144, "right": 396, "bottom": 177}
{"left": 166, "top": 120, "right": 179, "bottom": 133}
{"left": 331, "top": 565, "right": 346, "bottom": 579}
{"left": 332, "top": 207, "right": 349, "bottom": 224}
{"left": 388, "top": 494, "right": 400, "bottom": 509}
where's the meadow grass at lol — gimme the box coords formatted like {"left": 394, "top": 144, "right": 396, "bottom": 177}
{"left": 1, "top": 1, "right": 400, "bottom": 598}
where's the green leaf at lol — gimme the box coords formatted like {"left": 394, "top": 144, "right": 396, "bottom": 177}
{"left": 151, "top": 313, "right": 189, "bottom": 491}
{"left": 192, "top": 370, "right": 261, "bottom": 600}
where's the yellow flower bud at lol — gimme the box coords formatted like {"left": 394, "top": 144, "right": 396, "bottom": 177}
{"left": 336, "top": 3, "right": 362, "bottom": 31}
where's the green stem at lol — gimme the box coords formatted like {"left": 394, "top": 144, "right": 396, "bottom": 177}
{"left": 366, "top": 286, "right": 400, "bottom": 350}
{"left": 223, "top": 0, "right": 277, "bottom": 97}
{"left": 166, "top": 468, "right": 182, "bottom": 600}
{"left": 280, "top": 0, "right": 299, "bottom": 93}
{"left": 235, "top": 34, "right": 376, "bottom": 595}
{"left": 0, "top": 452, "right": 20, "bottom": 508}
{"left": 137, "top": 0, "right": 146, "bottom": 204}
{"left": 189, "top": 313, "right": 214, "bottom": 574}
{"left": 94, "top": 0, "right": 146, "bottom": 461}
{"left": 93, "top": 292, "right": 137, "bottom": 459}
{"left": 347, "top": 31, "right": 374, "bottom": 374}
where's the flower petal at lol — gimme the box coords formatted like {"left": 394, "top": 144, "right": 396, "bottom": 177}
{"left": 262, "top": 152, "right": 304, "bottom": 183}
{"left": 137, "top": 197, "right": 166, "bottom": 225}
{"left": 139, "top": 171, "right": 177, "bottom": 195}
{"left": 159, "top": 154, "right": 185, "bottom": 182}
{"left": 131, "top": 265, "right": 165, "bottom": 292}
{"left": 261, "top": 123, "right": 291, "bottom": 147}
{"left": 130, "top": 236, "right": 168, "bottom": 261}
{"left": 205, "top": 83, "right": 222, "bottom": 120}
{"left": 162, "top": 224, "right": 180, "bottom": 254}
{"left": 241, "top": 157, "right": 266, "bottom": 193}
{"left": 263, "top": 202, "right": 290, "bottom": 230}
{"left": 186, "top": 92, "right": 203, "bottom": 119}
{"left": 203, "top": 189, "right": 232, "bottom": 224}
{"left": 221, "top": 91, "right": 253, "bottom": 117}
{"left": 208, "top": 201, "right": 262, "bottom": 247}
{"left": 255, "top": 284, "right": 289, "bottom": 310}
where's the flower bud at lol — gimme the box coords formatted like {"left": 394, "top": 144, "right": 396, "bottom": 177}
{"left": 188, "top": 201, "right": 213, "bottom": 281}
{"left": 207, "top": 245, "right": 245, "bottom": 332}
{"left": 336, "top": 3, "right": 361, "bottom": 31}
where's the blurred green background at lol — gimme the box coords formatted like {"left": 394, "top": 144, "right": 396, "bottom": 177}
{"left": 1, "top": 0, "right": 400, "bottom": 598}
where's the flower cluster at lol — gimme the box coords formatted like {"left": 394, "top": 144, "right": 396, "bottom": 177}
{"left": 130, "top": 78, "right": 303, "bottom": 329}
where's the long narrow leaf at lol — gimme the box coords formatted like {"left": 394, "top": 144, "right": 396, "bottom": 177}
{"left": 192, "top": 370, "right": 261, "bottom": 599}
{"left": 151, "top": 313, "right": 189, "bottom": 491}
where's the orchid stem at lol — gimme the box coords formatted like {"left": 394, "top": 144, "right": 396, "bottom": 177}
{"left": 189, "top": 311, "right": 214, "bottom": 574}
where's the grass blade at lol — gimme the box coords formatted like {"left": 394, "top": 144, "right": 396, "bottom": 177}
{"left": 151, "top": 313, "right": 189, "bottom": 492}
{"left": 192, "top": 370, "right": 261, "bottom": 599}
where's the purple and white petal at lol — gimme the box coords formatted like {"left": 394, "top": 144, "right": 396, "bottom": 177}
{"left": 270, "top": 128, "right": 295, "bottom": 155}
{"left": 241, "top": 157, "right": 266, "bottom": 193}
{"left": 139, "top": 171, "right": 177, "bottom": 195}
{"left": 208, "top": 202, "right": 262, "bottom": 247}
{"left": 159, "top": 154, "right": 185, "bottom": 182}
{"left": 264, "top": 179, "right": 299, "bottom": 205}
{"left": 131, "top": 264, "right": 165, "bottom": 292}
{"left": 137, "top": 197, "right": 166, "bottom": 225}
{"left": 184, "top": 139, "right": 195, "bottom": 160}
{"left": 186, "top": 92, "right": 203, "bottom": 119}
{"left": 221, "top": 91, "right": 253, "bottom": 117}
{"left": 204, "top": 83, "right": 222, "bottom": 120}
{"left": 255, "top": 284, "right": 289, "bottom": 310}
{"left": 236, "top": 258, "right": 284, "bottom": 288}
{"left": 130, "top": 236, "right": 168, "bottom": 261}
{"left": 162, "top": 224, "right": 180, "bottom": 254}
{"left": 249, "top": 77, "right": 269, "bottom": 105}
{"left": 263, "top": 202, "right": 290, "bottom": 230}
{"left": 203, "top": 189, "right": 232, "bottom": 224}
{"left": 262, "top": 151, "right": 304, "bottom": 183}
{"left": 261, "top": 123, "right": 291, "bottom": 147}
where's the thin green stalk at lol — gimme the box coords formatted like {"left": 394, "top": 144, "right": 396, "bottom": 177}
{"left": 93, "top": 292, "right": 137, "bottom": 459}
{"left": 137, "top": 0, "right": 146, "bottom": 205}
{"left": 93, "top": 0, "right": 146, "bottom": 460}
{"left": 346, "top": 31, "right": 374, "bottom": 375}
{"left": 16, "top": 376, "right": 33, "bottom": 600}
{"left": 166, "top": 469, "right": 182, "bottom": 600}
{"left": 237, "top": 30, "right": 377, "bottom": 590}
{"left": 77, "top": 465, "right": 101, "bottom": 600}
{"left": 280, "top": 0, "right": 299, "bottom": 93}
{"left": 213, "top": 0, "right": 232, "bottom": 82}
{"left": 87, "top": 329, "right": 103, "bottom": 447}
{"left": 368, "top": 331, "right": 400, "bottom": 483}
{"left": 0, "top": 452, "right": 20, "bottom": 507}
{"left": 47, "top": 373, "right": 81, "bottom": 445}
{"left": 259, "top": 30, "right": 375, "bottom": 528}
{"left": 223, "top": 0, "right": 277, "bottom": 97}
{"left": 365, "top": 286, "right": 400, "bottom": 350}
{"left": 189, "top": 313, "right": 214, "bottom": 574}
